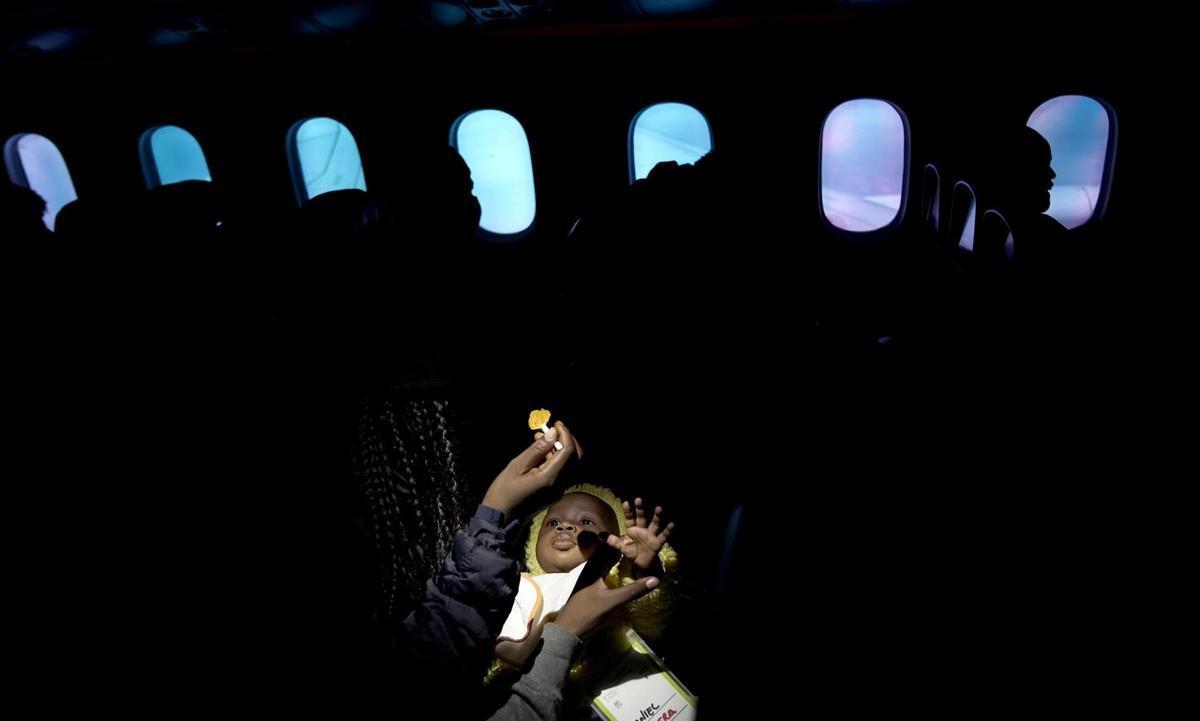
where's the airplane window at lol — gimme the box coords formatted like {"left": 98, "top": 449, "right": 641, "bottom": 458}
{"left": 629, "top": 102, "right": 712, "bottom": 182}
{"left": 450, "top": 109, "right": 536, "bottom": 236}
{"left": 1027, "top": 95, "right": 1115, "bottom": 229}
{"left": 4, "top": 133, "right": 78, "bottom": 231}
{"left": 286, "top": 117, "right": 367, "bottom": 205}
{"left": 140, "top": 125, "right": 212, "bottom": 189}
{"left": 638, "top": 0, "right": 720, "bottom": 14}
{"left": 821, "top": 98, "right": 908, "bottom": 232}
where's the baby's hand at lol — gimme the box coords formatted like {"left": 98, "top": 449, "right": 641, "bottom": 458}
{"left": 605, "top": 497, "right": 674, "bottom": 578}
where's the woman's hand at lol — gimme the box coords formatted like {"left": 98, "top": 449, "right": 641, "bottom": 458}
{"left": 481, "top": 421, "right": 581, "bottom": 520}
{"left": 554, "top": 575, "right": 659, "bottom": 638}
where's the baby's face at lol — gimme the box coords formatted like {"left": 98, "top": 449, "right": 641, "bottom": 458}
{"left": 535, "top": 493, "right": 618, "bottom": 573}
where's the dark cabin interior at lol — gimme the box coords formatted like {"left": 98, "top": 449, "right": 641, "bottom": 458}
{"left": 4, "top": 1, "right": 1164, "bottom": 717}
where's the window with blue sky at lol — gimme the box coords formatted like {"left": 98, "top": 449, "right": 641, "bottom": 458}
{"left": 140, "top": 125, "right": 212, "bottom": 189}
{"left": 821, "top": 98, "right": 907, "bottom": 232}
{"left": 1027, "top": 95, "right": 1114, "bottom": 229}
{"left": 4, "top": 133, "right": 78, "bottom": 231}
{"left": 451, "top": 109, "right": 536, "bottom": 236}
{"left": 287, "top": 117, "right": 366, "bottom": 204}
{"left": 629, "top": 102, "right": 712, "bottom": 182}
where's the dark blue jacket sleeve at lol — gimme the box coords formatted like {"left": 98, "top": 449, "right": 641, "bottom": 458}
{"left": 399, "top": 505, "right": 522, "bottom": 681}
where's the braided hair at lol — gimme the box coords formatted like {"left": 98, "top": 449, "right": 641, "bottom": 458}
{"left": 353, "top": 397, "right": 469, "bottom": 623}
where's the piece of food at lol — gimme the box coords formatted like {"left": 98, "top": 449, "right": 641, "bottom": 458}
{"left": 527, "top": 409, "right": 563, "bottom": 451}
{"left": 528, "top": 409, "right": 551, "bottom": 431}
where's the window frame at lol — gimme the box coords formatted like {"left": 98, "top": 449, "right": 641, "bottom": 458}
{"left": 817, "top": 97, "right": 911, "bottom": 239}
{"left": 138, "top": 125, "right": 212, "bottom": 190}
{"left": 449, "top": 108, "right": 538, "bottom": 241}
{"left": 1026, "top": 93, "right": 1118, "bottom": 230}
{"left": 285, "top": 116, "right": 368, "bottom": 207}
{"left": 4, "top": 132, "right": 79, "bottom": 231}
{"left": 627, "top": 101, "right": 715, "bottom": 185}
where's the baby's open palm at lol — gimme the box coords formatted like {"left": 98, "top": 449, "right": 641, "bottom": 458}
{"left": 605, "top": 497, "right": 674, "bottom": 574}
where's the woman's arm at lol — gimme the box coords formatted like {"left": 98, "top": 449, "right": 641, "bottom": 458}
{"left": 486, "top": 623, "right": 582, "bottom": 721}
{"left": 399, "top": 424, "right": 581, "bottom": 680}
{"left": 399, "top": 505, "right": 523, "bottom": 678}
{"left": 487, "top": 577, "right": 660, "bottom": 721}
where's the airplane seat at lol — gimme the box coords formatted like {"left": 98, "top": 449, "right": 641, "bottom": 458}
{"left": 921, "top": 163, "right": 942, "bottom": 240}
{"left": 218, "top": 196, "right": 298, "bottom": 327}
{"left": 140, "top": 179, "right": 225, "bottom": 239}
{"left": 53, "top": 199, "right": 95, "bottom": 241}
{"left": 566, "top": 214, "right": 585, "bottom": 242}
{"left": 865, "top": 162, "right": 945, "bottom": 355}
{"left": 140, "top": 180, "right": 227, "bottom": 251}
{"left": 972, "top": 208, "right": 1016, "bottom": 317}
{"left": 976, "top": 209, "right": 1015, "bottom": 268}
{"left": 53, "top": 199, "right": 122, "bottom": 293}
{"left": 820, "top": 158, "right": 938, "bottom": 361}
{"left": 934, "top": 179, "right": 990, "bottom": 347}
{"left": 297, "top": 186, "right": 389, "bottom": 259}
{"left": 948, "top": 180, "right": 978, "bottom": 256}
{"left": 277, "top": 188, "right": 411, "bottom": 352}
{"left": 296, "top": 188, "right": 382, "bottom": 241}
{"left": 563, "top": 213, "right": 595, "bottom": 273}
{"left": 127, "top": 181, "right": 231, "bottom": 322}
{"left": 0, "top": 182, "right": 53, "bottom": 243}
{"left": 287, "top": 188, "right": 384, "bottom": 299}
{"left": 575, "top": 160, "right": 697, "bottom": 289}
{"left": 559, "top": 158, "right": 735, "bottom": 376}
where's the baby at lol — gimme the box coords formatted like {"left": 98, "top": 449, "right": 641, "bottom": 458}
{"left": 496, "top": 484, "right": 676, "bottom": 667}
{"left": 400, "top": 420, "right": 675, "bottom": 720}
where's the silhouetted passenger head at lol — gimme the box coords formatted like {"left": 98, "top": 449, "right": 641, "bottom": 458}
{"left": 984, "top": 127, "right": 1073, "bottom": 281}
{"left": 394, "top": 145, "right": 481, "bottom": 245}
{"left": 988, "top": 126, "right": 1057, "bottom": 219}
{"left": 0, "top": 183, "right": 51, "bottom": 239}
{"left": 442, "top": 146, "right": 482, "bottom": 239}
